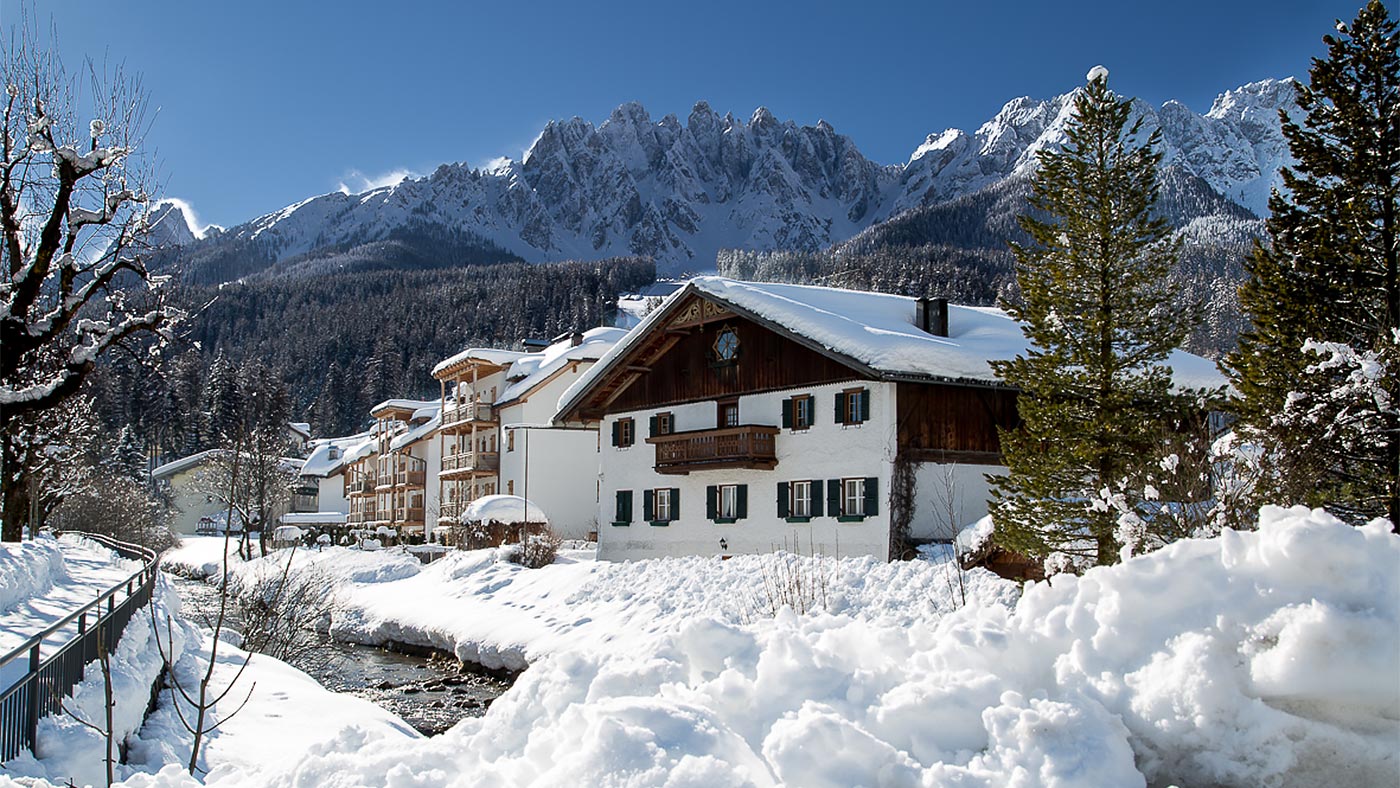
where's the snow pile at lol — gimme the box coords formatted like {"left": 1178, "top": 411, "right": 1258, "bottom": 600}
{"left": 461, "top": 494, "right": 548, "bottom": 525}
{"left": 263, "top": 506, "right": 1395, "bottom": 787}
{"left": 0, "top": 537, "right": 67, "bottom": 614}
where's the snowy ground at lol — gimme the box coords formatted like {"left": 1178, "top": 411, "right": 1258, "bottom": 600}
{"left": 0, "top": 535, "right": 142, "bottom": 689}
{"left": 3, "top": 507, "right": 1396, "bottom": 786}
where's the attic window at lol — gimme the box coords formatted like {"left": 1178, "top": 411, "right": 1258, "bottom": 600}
{"left": 328, "top": 447, "right": 340, "bottom": 460}
{"left": 711, "top": 325, "right": 740, "bottom": 365}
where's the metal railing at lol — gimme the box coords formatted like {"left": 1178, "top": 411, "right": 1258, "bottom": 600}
{"left": 0, "top": 533, "right": 159, "bottom": 763}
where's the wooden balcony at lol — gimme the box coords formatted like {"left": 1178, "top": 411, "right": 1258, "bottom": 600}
{"left": 394, "top": 469, "right": 426, "bottom": 487}
{"left": 439, "top": 500, "right": 467, "bottom": 523}
{"left": 440, "top": 451, "right": 500, "bottom": 479}
{"left": 394, "top": 507, "right": 426, "bottom": 525}
{"left": 348, "top": 509, "right": 377, "bottom": 525}
{"left": 647, "top": 424, "right": 780, "bottom": 474}
{"left": 440, "top": 401, "right": 496, "bottom": 433}
{"left": 347, "top": 478, "right": 376, "bottom": 497}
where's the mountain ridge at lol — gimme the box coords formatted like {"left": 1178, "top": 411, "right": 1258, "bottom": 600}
{"left": 153, "top": 77, "right": 1298, "bottom": 281}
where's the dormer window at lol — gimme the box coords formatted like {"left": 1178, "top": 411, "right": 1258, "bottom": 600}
{"left": 328, "top": 447, "right": 340, "bottom": 460}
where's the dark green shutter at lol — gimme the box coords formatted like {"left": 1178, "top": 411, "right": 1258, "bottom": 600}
{"left": 643, "top": 489, "right": 655, "bottom": 521}
{"left": 777, "top": 482, "right": 790, "bottom": 517}
{"left": 810, "top": 481, "right": 824, "bottom": 517}
{"left": 670, "top": 488, "right": 680, "bottom": 518}
{"left": 807, "top": 396, "right": 815, "bottom": 425}
{"left": 616, "top": 490, "right": 632, "bottom": 522}
{"left": 835, "top": 392, "right": 847, "bottom": 424}
{"left": 706, "top": 485, "right": 717, "bottom": 520}
{"left": 827, "top": 479, "right": 841, "bottom": 515}
{"left": 611, "top": 420, "right": 621, "bottom": 446}
{"left": 781, "top": 398, "right": 793, "bottom": 428}
{"left": 737, "top": 485, "right": 748, "bottom": 519}
{"left": 860, "top": 389, "right": 871, "bottom": 422}
{"left": 864, "top": 477, "right": 879, "bottom": 516}
{"left": 648, "top": 415, "right": 658, "bottom": 437}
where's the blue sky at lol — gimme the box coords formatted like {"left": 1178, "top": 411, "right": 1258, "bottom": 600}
{"left": 0, "top": 0, "right": 1365, "bottom": 230}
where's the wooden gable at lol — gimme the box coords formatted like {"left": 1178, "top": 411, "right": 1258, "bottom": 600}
{"left": 894, "top": 382, "right": 1020, "bottom": 462}
{"left": 574, "top": 293, "right": 869, "bottom": 419}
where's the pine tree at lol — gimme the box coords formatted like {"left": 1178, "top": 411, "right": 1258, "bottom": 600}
{"left": 989, "top": 67, "right": 1202, "bottom": 570}
{"left": 1224, "top": 1, "right": 1399, "bottom": 526}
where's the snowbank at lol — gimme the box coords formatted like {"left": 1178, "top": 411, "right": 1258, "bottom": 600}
{"left": 0, "top": 537, "right": 66, "bottom": 615}
{"left": 261, "top": 506, "right": 1397, "bottom": 787}
{"left": 461, "top": 494, "right": 548, "bottom": 525}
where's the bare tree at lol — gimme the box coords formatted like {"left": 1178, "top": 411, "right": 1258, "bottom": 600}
{"left": 0, "top": 21, "right": 181, "bottom": 540}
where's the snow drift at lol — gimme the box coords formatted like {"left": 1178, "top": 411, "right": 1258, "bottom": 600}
{"left": 260, "top": 506, "right": 1397, "bottom": 787}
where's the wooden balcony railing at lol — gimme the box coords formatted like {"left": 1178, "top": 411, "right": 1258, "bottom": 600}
{"left": 647, "top": 424, "right": 780, "bottom": 474}
{"left": 395, "top": 469, "right": 426, "bottom": 487}
{"left": 348, "top": 509, "right": 377, "bottom": 525}
{"left": 348, "top": 478, "right": 376, "bottom": 496}
{"left": 439, "top": 500, "right": 467, "bottom": 522}
{"left": 441, "top": 451, "right": 500, "bottom": 476}
{"left": 441, "top": 402, "right": 496, "bottom": 431}
{"left": 394, "top": 507, "right": 426, "bottom": 524}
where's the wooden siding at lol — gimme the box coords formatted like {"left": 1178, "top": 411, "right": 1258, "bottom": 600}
{"left": 605, "top": 300, "right": 865, "bottom": 413}
{"left": 895, "top": 382, "right": 1020, "bottom": 462}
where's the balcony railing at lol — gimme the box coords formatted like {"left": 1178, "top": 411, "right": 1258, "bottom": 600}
{"left": 394, "top": 507, "right": 426, "bottom": 524}
{"left": 348, "top": 509, "right": 377, "bottom": 525}
{"left": 395, "top": 469, "right": 426, "bottom": 487}
{"left": 348, "top": 478, "right": 376, "bottom": 496}
{"left": 441, "top": 401, "right": 495, "bottom": 431}
{"left": 441, "top": 451, "right": 500, "bottom": 476}
{"left": 439, "top": 500, "right": 467, "bottom": 523}
{"left": 647, "top": 424, "right": 780, "bottom": 474}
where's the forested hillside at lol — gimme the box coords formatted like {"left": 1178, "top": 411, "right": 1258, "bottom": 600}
{"left": 89, "top": 258, "right": 655, "bottom": 449}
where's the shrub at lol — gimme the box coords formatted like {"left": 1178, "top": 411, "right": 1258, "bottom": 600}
{"left": 506, "top": 527, "right": 562, "bottom": 569}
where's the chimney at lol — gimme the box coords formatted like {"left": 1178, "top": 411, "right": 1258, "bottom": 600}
{"left": 915, "top": 297, "right": 949, "bottom": 337}
{"left": 570, "top": 331, "right": 584, "bottom": 347}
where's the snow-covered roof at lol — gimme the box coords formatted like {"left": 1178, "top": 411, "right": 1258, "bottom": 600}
{"left": 370, "top": 398, "right": 438, "bottom": 417}
{"left": 300, "top": 431, "right": 374, "bottom": 478}
{"left": 496, "top": 327, "right": 627, "bottom": 407}
{"left": 279, "top": 512, "right": 348, "bottom": 525}
{"left": 288, "top": 422, "right": 312, "bottom": 439}
{"left": 557, "top": 276, "right": 1226, "bottom": 419}
{"left": 461, "top": 495, "right": 548, "bottom": 525}
{"left": 389, "top": 405, "right": 442, "bottom": 451}
{"left": 432, "top": 347, "right": 528, "bottom": 378}
{"left": 151, "top": 449, "right": 222, "bottom": 480}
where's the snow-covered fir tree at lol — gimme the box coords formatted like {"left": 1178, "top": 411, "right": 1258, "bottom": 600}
{"left": 1225, "top": 0, "right": 1399, "bottom": 527}
{"left": 989, "top": 68, "right": 1206, "bottom": 570}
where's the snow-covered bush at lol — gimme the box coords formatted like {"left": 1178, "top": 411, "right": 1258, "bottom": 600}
{"left": 505, "top": 528, "right": 562, "bottom": 569}
{"left": 745, "top": 551, "right": 832, "bottom": 619}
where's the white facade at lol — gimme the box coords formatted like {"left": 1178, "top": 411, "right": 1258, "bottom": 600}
{"left": 597, "top": 380, "right": 899, "bottom": 561}
{"left": 160, "top": 465, "right": 229, "bottom": 536}
{"left": 498, "top": 361, "right": 603, "bottom": 541}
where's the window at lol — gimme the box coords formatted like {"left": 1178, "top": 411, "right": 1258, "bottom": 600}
{"left": 612, "top": 417, "right": 636, "bottom": 448}
{"left": 645, "top": 487, "right": 680, "bottom": 523}
{"left": 844, "top": 478, "right": 865, "bottom": 516}
{"left": 328, "top": 447, "right": 340, "bottom": 460}
{"left": 614, "top": 490, "right": 633, "bottom": 524}
{"left": 649, "top": 412, "right": 673, "bottom": 437}
{"left": 712, "top": 325, "right": 740, "bottom": 364}
{"left": 835, "top": 388, "right": 870, "bottom": 425}
{"left": 782, "top": 395, "right": 814, "bottom": 430}
{"left": 827, "top": 477, "right": 879, "bottom": 520}
{"left": 706, "top": 484, "right": 748, "bottom": 522}
{"left": 718, "top": 400, "right": 739, "bottom": 428}
{"left": 791, "top": 480, "right": 811, "bottom": 518}
{"left": 507, "top": 480, "right": 514, "bottom": 495}
{"left": 507, "top": 430, "right": 515, "bottom": 452}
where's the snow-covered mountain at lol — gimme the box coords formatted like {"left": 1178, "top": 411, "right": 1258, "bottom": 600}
{"left": 161, "top": 78, "right": 1297, "bottom": 279}
{"left": 145, "top": 200, "right": 220, "bottom": 249}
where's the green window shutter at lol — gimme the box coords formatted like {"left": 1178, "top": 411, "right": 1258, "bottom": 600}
{"left": 737, "top": 485, "right": 748, "bottom": 519}
{"left": 611, "top": 420, "right": 621, "bottom": 446}
{"left": 777, "top": 482, "right": 790, "bottom": 518}
{"left": 781, "top": 398, "right": 793, "bottom": 429}
{"left": 860, "top": 389, "right": 871, "bottom": 422}
{"left": 810, "top": 480, "right": 824, "bottom": 517}
{"left": 670, "top": 488, "right": 680, "bottom": 518}
{"left": 808, "top": 396, "right": 815, "bottom": 424}
{"left": 643, "top": 489, "right": 655, "bottom": 521}
{"left": 864, "top": 477, "right": 879, "bottom": 516}
{"left": 834, "top": 392, "right": 847, "bottom": 424}
{"left": 648, "top": 415, "right": 658, "bottom": 437}
{"left": 614, "top": 490, "right": 628, "bottom": 522}
{"left": 827, "top": 479, "right": 841, "bottom": 515}
{"left": 706, "top": 485, "right": 718, "bottom": 521}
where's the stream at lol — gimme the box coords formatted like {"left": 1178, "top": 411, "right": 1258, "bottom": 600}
{"left": 171, "top": 576, "right": 513, "bottom": 736}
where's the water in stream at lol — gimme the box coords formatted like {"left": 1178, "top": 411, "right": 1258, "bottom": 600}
{"left": 172, "top": 577, "right": 512, "bottom": 735}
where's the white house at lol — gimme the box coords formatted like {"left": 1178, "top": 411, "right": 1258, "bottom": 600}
{"left": 289, "top": 430, "right": 374, "bottom": 528}
{"left": 432, "top": 328, "right": 627, "bottom": 540}
{"left": 554, "top": 277, "right": 1226, "bottom": 562}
